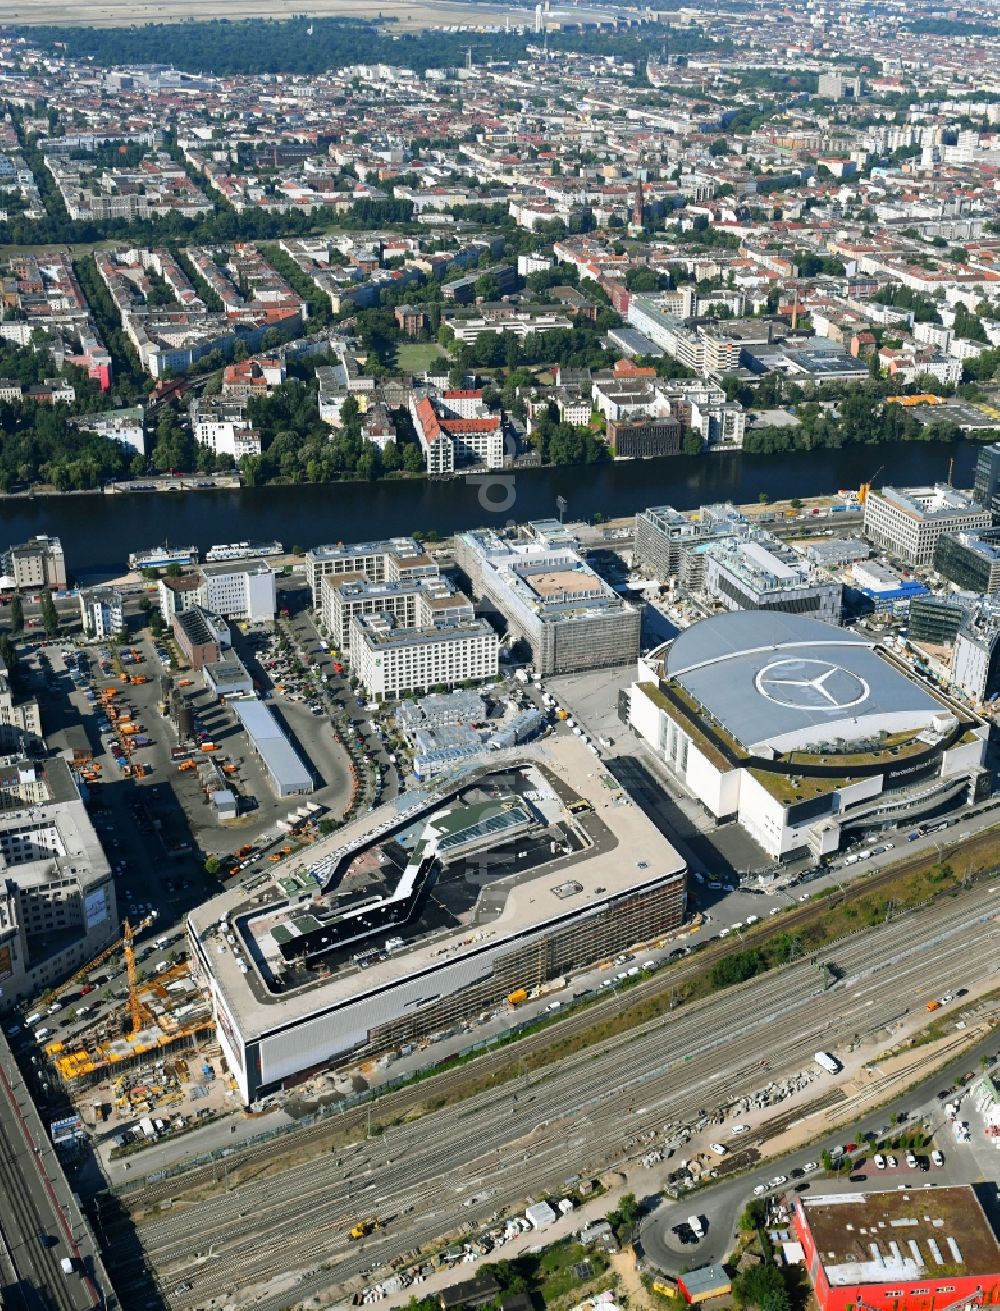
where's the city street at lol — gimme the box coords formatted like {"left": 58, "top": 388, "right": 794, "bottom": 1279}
{"left": 0, "top": 1030, "right": 115, "bottom": 1311}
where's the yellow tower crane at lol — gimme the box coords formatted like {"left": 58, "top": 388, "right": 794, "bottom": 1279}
{"left": 41, "top": 912, "right": 154, "bottom": 1009}
{"left": 858, "top": 465, "right": 884, "bottom": 505}
{"left": 124, "top": 915, "right": 158, "bottom": 1038}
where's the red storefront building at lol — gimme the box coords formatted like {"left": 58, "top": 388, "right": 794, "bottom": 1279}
{"left": 794, "top": 1186, "right": 1000, "bottom": 1311}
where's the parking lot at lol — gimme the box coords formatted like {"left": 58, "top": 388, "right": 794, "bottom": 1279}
{"left": 25, "top": 639, "right": 211, "bottom": 929}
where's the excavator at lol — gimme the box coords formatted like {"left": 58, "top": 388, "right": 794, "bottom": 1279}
{"left": 348, "top": 1218, "right": 380, "bottom": 1241}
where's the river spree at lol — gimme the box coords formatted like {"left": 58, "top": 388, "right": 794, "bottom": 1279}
{"left": 2, "top": 440, "right": 976, "bottom": 580}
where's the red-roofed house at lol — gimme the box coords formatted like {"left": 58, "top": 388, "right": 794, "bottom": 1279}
{"left": 410, "top": 393, "right": 504, "bottom": 474}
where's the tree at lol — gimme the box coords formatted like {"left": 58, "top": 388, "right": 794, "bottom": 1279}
{"left": 625, "top": 265, "right": 665, "bottom": 293}
{"left": 740, "top": 1199, "right": 767, "bottom": 1231}
{"left": 41, "top": 590, "right": 59, "bottom": 638}
{"left": 607, "top": 1192, "right": 640, "bottom": 1241}
{"left": 682, "top": 430, "right": 702, "bottom": 455}
{"left": 733, "top": 1262, "right": 789, "bottom": 1311}
{"left": 403, "top": 443, "right": 425, "bottom": 474}
{"left": 204, "top": 855, "right": 221, "bottom": 878}
{"left": 475, "top": 272, "right": 500, "bottom": 301}
{"left": 0, "top": 633, "right": 15, "bottom": 671}
{"left": 711, "top": 949, "right": 766, "bottom": 989}
{"left": 9, "top": 595, "right": 24, "bottom": 633}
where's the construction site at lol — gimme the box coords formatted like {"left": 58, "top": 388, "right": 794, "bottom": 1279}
{"left": 38, "top": 911, "right": 220, "bottom": 1147}
{"left": 19, "top": 630, "right": 342, "bottom": 1153}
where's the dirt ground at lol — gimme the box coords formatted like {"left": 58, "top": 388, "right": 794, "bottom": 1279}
{"left": 6, "top": 0, "right": 536, "bottom": 29}
{"left": 609, "top": 1249, "right": 657, "bottom": 1311}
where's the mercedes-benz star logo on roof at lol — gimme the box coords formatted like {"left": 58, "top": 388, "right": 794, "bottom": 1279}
{"left": 755, "top": 658, "right": 870, "bottom": 712}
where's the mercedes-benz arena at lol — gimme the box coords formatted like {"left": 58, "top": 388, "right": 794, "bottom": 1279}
{"left": 627, "top": 611, "right": 988, "bottom": 861}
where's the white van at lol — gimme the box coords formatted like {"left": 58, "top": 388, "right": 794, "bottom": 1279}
{"left": 34, "top": 1027, "right": 51, "bottom": 1043}
{"left": 25, "top": 1011, "right": 42, "bottom": 1027}
{"left": 688, "top": 1215, "right": 705, "bottom": 1238}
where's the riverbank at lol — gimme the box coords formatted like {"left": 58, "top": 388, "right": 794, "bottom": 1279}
{"left": 4, "top": 438, "right": 975, "bottom": 581}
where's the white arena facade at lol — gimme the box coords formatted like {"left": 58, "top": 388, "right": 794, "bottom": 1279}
{"left": 627, "top": 612, "right": 990, "bottom": 860}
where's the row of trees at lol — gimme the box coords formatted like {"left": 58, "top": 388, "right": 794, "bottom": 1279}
{"left": 2, "top": 592, "right": 60, "bottom": 638}
{"left": 740, "top": 385, "right": 993, "bottom": 456}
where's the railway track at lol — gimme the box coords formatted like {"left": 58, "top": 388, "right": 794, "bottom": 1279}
{"left": 119, "top": 842, "right": 991, "bottom": 1219}
{"left": 102, "top": 885, "right": 1000, "bottom": 1309}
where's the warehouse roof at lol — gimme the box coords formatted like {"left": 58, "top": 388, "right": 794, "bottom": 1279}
{"left": 232, "top": 698, "right": 312, "bottom": 793}
{"left": 665, "top": 612, "right": 946, "bottom": 753}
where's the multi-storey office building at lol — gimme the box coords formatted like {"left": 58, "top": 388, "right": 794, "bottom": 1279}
{"left": 454, "top": 521, "right": 641, "bottom": 676}
{"left": 863, "top": 485, "right": 991, "bottom": 566}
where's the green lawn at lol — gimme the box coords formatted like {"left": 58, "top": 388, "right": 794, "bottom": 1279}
{"left": 396, "top": 342, "right": 448, "bottom": 374}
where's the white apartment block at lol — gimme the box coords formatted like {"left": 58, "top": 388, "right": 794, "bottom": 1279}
{"left": 158, "top": 574, "right": 203, "bottom": 627}
{"left": 863, "top": 484, "right": 992, "bottom": 566}
{"left": 0, "top": 794, "right": 118, "bottom": 1004}
{"left": 350, "top": 614, "right": 499, "bottom": 700}
{"left": 439, "top": 389, "right": 484, "bottom": 419}
{"left": 627, "top": 295, "right": 742, "bottom": 374}
{"left": 321, "top": 574, "right": 472, "bottom": 651}
{"left": 410, "top": 393, "right": 505, "bottom": 474}
{"left": 1, "top": 535, "right": 66, "bottom": 591}
{"left": 0, "top": 656, "right": 41, "bottom": 754}
{"left": 951, "top": 599, "right": 1000, "bottom": 704}
{"left": 190, "top": 401, "right": 262, "bottom": 460}
{"left": 306, "top": 537, "right": 436, "bottom": 611}
{"left": 198, "top": 561, "right": 277, "bottom": 624}
{"left": 79, "top": 587, "right": 125, "bottom": 639}
{"left": 555, "top": 393, "right": 593, "bottom": 427}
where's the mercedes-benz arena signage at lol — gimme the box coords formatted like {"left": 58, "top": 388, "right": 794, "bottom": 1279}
{"left": 755, "top": 659, "right": 870, "bottom": 713}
